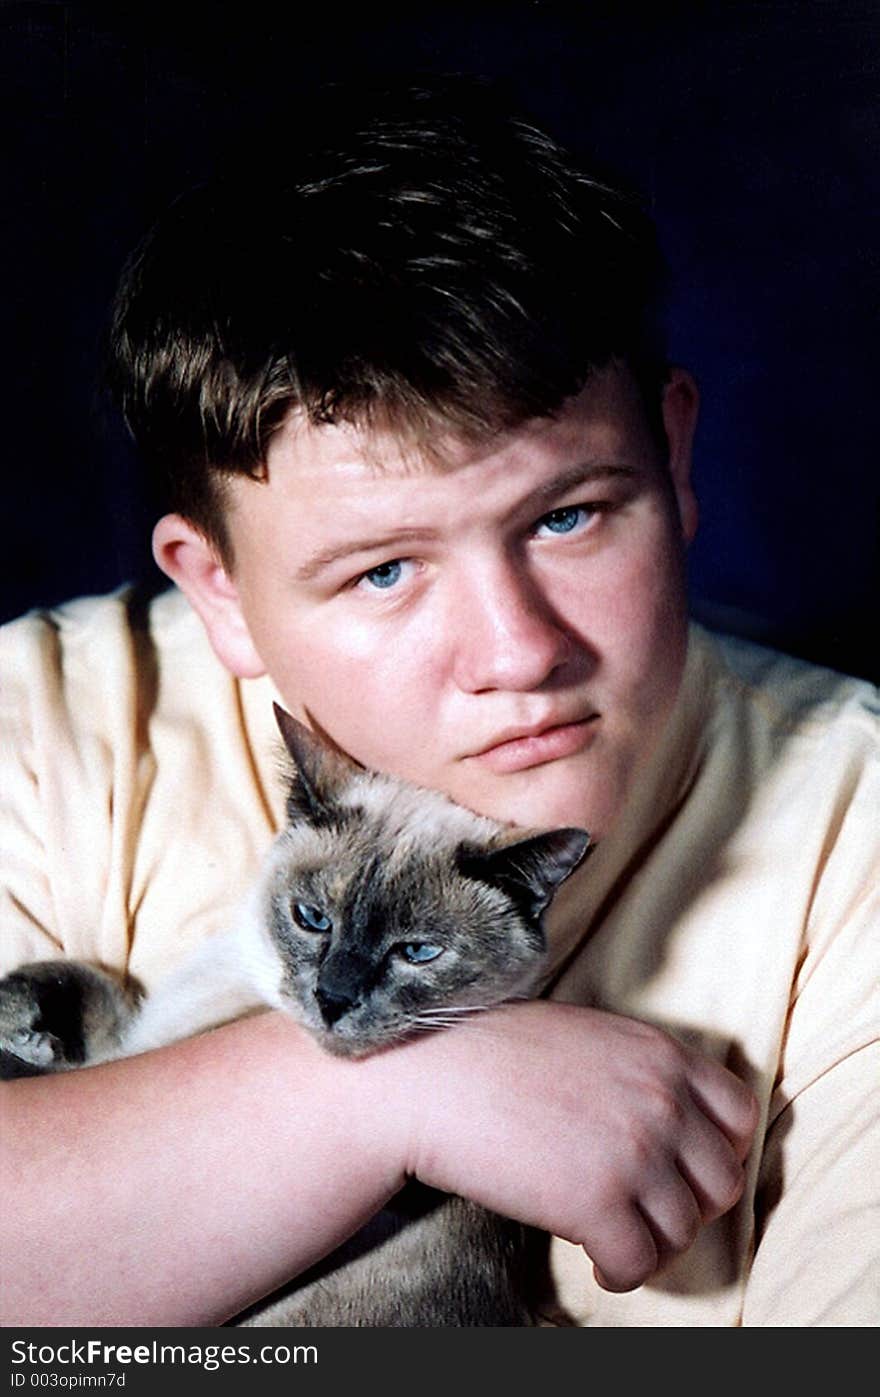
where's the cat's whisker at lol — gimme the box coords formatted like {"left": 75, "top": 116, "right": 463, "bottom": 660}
{"left": 409, "top": 1018, "right": 453, "bottom": 1035}
{"left": 409, "top": 1010, "right": 482, "bottom": 1033}
{"left": 407, "top": 1004, "right": 495, "bottom": 1035}
{"left": 413, "top": 1003, "right": 489, "bottom": 1020}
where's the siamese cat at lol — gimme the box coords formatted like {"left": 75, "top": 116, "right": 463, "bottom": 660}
{"left": 0, "top": 706, "right": 590, "bottom": 1326}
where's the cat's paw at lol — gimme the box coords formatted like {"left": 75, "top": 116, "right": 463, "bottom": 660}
{"left": 0, "top": 966, "right": 73, "bottom": 1071}
{"left": 0, "top": 960, "right": 140, "bottom": 1076}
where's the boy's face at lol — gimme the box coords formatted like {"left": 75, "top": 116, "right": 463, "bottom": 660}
{"left": 158, "top": 364, "right": 698, "bottom": 837}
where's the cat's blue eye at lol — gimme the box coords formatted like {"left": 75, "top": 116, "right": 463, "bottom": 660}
{"left": 536, "top": 505, "right": 591, "bottom": 536}
{"left": 400, "top": 942, "right": 444, "bottom": 964}
{"left": 293, "top": 903, "right": 332, "bottom": 933}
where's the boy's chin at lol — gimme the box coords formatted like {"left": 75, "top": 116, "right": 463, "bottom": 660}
{"left": 453, "top": 764, "right": 628, "bottom": 840}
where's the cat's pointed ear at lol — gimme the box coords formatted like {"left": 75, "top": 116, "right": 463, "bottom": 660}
{"left": 457, "top": 828, "right": 592, "bottom": 921}
{"left": 274, "top": 704, "right": 362, "bottom": 824}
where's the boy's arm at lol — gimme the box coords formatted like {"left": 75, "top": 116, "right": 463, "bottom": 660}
{"left": 2, "top": 1000, "right": 755, "bottom": 1326}
{"left": 1, "top": 1010, "right": 406, "bottom": 1327}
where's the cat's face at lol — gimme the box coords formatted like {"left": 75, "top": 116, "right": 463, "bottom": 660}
{"left": 260, "top": 709, "right": 589, "bottom": 1056}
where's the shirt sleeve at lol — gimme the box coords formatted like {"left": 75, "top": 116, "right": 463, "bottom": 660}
{"left": 743, "top": 1040, "right": 880, "bottom": 1325}
{"left": 742, "top": 747, "right": 880, "bottom": 1326}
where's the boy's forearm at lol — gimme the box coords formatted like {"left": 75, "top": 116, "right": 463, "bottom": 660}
{"left": 1, "top": 1011, "right": 410, "bottom": 1327}
{"left": 1, "top": 999, "right": 757, "bottom": 1325}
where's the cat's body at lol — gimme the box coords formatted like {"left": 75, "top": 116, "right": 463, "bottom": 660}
{"left": 0, "top": 708, "right": 589, "bottom": 1326}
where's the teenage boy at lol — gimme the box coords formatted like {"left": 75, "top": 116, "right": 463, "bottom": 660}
{"left": 1, "top": 80, "right": 876, "bottom": 1326}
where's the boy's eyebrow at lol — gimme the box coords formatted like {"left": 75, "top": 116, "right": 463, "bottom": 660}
{"left": 294, "top": 527, "right": 437, "bottom": 582}
{"left": 529, "top": 462, "right": 639, "bottom": 506}
{"left": 293, "top": 463, "right": 639, "bottom": 582}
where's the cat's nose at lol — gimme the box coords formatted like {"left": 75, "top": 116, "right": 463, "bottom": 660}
{"left": 314, "top": 984, "right": 358, "bottom": 1026}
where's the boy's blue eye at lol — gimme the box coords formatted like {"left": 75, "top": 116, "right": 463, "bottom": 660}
{"left": 540, "top": 506, "right": 585, "bottom": 534}
{"left": 293, "top": 903, "right": 332, "bottom": 933}
{"left": 363, "top": 560, "right": 403, "bottom": 589}
{"left": 400, "top": 942, "right": 444, "bottom": 964}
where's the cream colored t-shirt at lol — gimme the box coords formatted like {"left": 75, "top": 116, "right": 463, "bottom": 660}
{"left": 1, "top": 585, "right": 878, "bottom": 1326}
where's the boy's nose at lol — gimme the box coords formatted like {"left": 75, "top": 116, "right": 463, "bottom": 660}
{"left": 451, "top": 563, "right": 573, "bottom": 694}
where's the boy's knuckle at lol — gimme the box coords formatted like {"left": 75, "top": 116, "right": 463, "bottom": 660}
{"left": 647, "top": 1083, "right": 688, "bottom": 1135}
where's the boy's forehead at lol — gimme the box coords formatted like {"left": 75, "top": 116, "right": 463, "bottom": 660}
{"left": 264, "top": 410, "right": 467, "bottom": 482}
{"left": 258, "top": 361, "right": 652, "bottom": 489}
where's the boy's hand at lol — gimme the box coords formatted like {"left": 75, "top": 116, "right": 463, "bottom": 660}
{"left": 399, "top": 1000, "right": 757, "bottom": 1292}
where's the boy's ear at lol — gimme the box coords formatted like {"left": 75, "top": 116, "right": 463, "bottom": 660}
{"left": 661, "top": 367, "right": 700, "bottom": 545}
{"left": 151, "top": 514, "right": 266, "bottom": 679}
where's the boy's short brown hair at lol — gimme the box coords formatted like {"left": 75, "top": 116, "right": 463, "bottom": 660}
{"left": 107, "top": 76, "right": 667, "bottom": 564}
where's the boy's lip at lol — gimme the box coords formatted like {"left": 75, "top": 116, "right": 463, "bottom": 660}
{"left": 467, "top": 715, "right": 599, "bottom": 774}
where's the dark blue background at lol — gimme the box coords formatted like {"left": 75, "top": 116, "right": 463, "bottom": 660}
{"left": 2, "top": 1, "right": 877, "bottom": 679}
